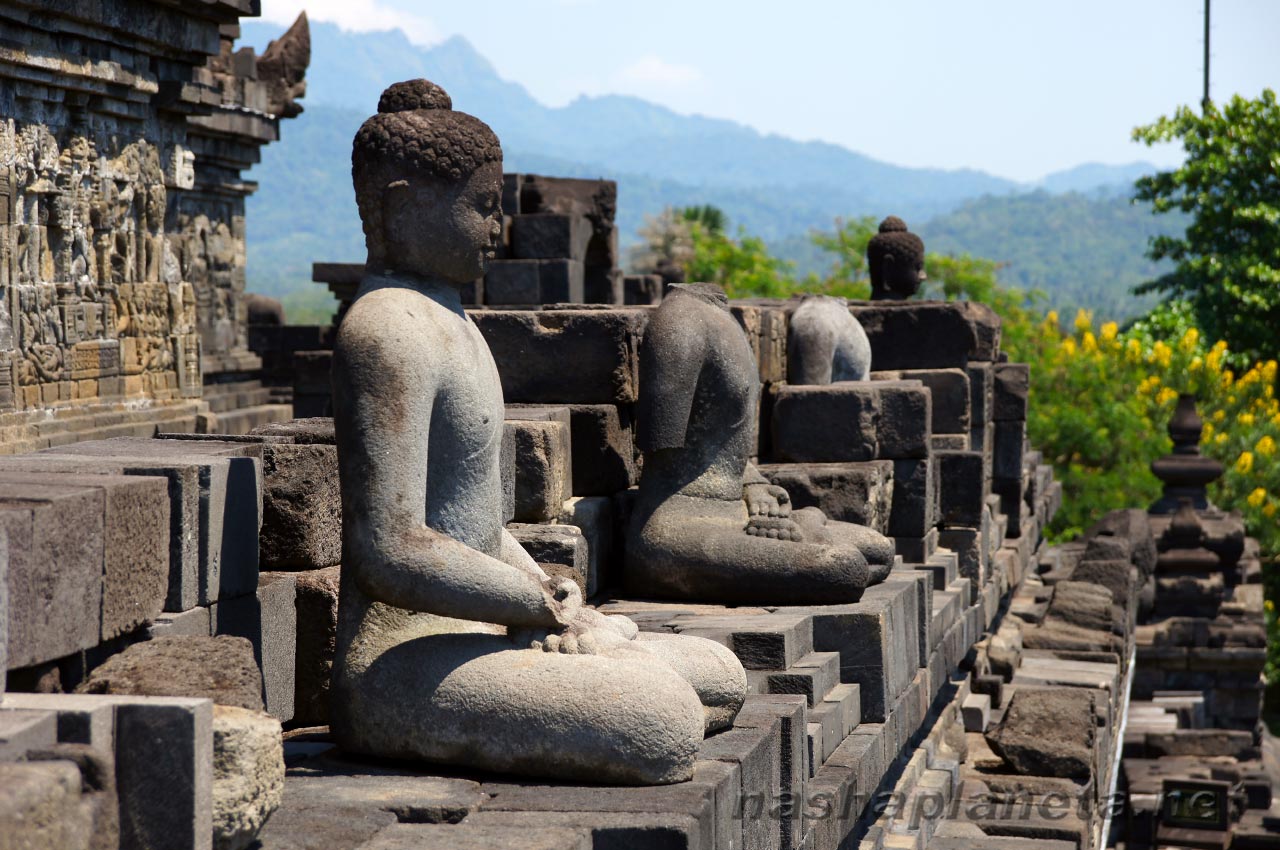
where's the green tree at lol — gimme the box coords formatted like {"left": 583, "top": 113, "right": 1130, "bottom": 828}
{"left": 1133, "top": 89, "right": 1280, "bottom": 364}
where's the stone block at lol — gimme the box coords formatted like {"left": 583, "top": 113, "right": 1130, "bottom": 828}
{"left": 966, "top": 362, "right": 994, "bottom": 427}
{"left": 510, "top": 213, "right": 592, "bottom": 261}
{"left": 889, "top": 457, "right": 936, "bottom": 538}
{"left": 360, "top": 823, "right": 590, "bottom": 850}
{"left": 935, "top": 451, "right": 985, "bottom": 527}
{"left": 851, "top": 302, "right": 982, "bottom": 370}
{"left": 1, "top": 694, "right": 117, "bottom": 751}
{"left": 0, "top": 471, "right": 168, "bottom": 642}
{"left": 874, "top": 380, "right": 932, "bottom": 458}
{"left": 0, "top": 760, "right": 93, "bottom": 850}
{"left": 511, "top": 403, "right": 637, "bottom": 496}
{"left": 985, "top": 688, "right": 1095, "bottom": 779}
{"left": 291, "top": 566, "right": 341, "bottom": 728}
{"left": 879, "top": 369, "right": 970, "bottom": 435}
{"left": 507, "top": 523, "right": 590, "bottom": 595}
{"left": 671, "top": 614, "right": 814, "bottom": 671}
{"left": 486, "top": 261, "right": 542, "bottom": 304}
{"left": 992, "top": 363, "right": 1029, "bottom": 421}
{"left": 561, "top": 497, "right": 613, "bottom": 596}
{"left": 765, "top": 652, "right": 841, "bottom": 707}
{"left": 537, "top": 259, "right": 586, "bottom": 303}
{"left": 114, "top": 696, "right": 213, "bottom": 850}
{"left": 0, "top": 483, "right": 103, "bottom": 669}
{"left": 757, "top": 461, "right": 893, "bottom": 533}
{"left": 770, "top": 383, "right": 880, "bottom": 463}
{"left": 504, "top": 413, "right": 573, "bottom": 522}
{"left": 733, "top": 694, "right": 807, "bottom": 849}
{"left": 961, "top": 693, "right": 991, "bottom": 732}
{"left": 992, "top": 420, "right": 1026, "bottom": 480}
{"left": 214, "top": 574, "right": 298, "bottom": 722}
{"left": 624, "top": 274, "right": 663, "bottom": 306}
{"left": 895, "top": 527, "right": 939, "bottom": 563}
{"left": 148, "top": 606, "right": 212, "bottom": 638}
{"left": 0, "top": 708, "right": 57, "bottom": 758}
{"left": 0, "top": 519, "right": 5, "bottom": 692}
{"left": 471, "top": 308, "right": 646, "bottom": 404}
{"left": 259, "top": 443, "right": 340, "bottom": 569}
{"left": 466, "top": 811, "right": 704, "bottom": 850}
{"left": 699, "top": 720, "right": 781, "bottom": 850}
{"left": 39, "top": 442, "right": 262, "bottom": 607}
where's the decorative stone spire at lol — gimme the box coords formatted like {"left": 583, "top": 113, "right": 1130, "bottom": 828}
{"left": 1150, "top": 394, "right": 1224, "bottom": 514}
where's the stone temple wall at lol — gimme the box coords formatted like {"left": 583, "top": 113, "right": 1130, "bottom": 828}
{"left": 0, "top": 1, "right": 306, "bottom": 452}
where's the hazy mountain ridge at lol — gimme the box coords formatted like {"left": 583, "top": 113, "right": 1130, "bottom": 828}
{"left": 241, "top": 20, "right": 1172, "bottom": 320}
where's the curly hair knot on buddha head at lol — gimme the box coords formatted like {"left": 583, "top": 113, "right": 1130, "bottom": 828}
{"left": 377, "top": 79, "right": 453, "bottom": 113}
{"left": 352, "top": 80, "right": 502, "bottom": 266}
{"left": 866, "top": 215, "right": 925, "bottom": 300}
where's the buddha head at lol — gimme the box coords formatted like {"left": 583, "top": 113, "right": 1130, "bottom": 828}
{"left": 352, "top": 79, "right": 503, "bottom": 282}
{"left": 866, "top": 216, "right": 926, "bottom": 300}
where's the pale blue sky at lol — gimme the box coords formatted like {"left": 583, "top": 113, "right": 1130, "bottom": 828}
{"left": 259, "top": 0, "right": 1279, "bottom": 182}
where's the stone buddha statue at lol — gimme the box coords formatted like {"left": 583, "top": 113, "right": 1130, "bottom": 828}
{"left": 330, "top": 80, "right": 745, "bottom": 785}
{"left": 787, "top": 293, "right": 871, "bottom": 384}
{"left": 625, "top": 283, "right": 895, "bottom": 604}
{"left": 867, "top": 216, "right": 927, "bottom": 300}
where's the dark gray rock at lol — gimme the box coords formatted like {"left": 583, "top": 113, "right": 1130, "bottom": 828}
{"left": 215, "top": 573, "right": 298, "bottom": 722}
{"left": 259, "top": 443, "right": 341, "bottom": 569}
{"left": 993, "top": 363, "right": 1030, "bottom": 421}
{"left": 0, "top": 759, "right": 93, "bottom": 850}
{"left": 504, "top": 410, "right": 573, "bottom": 521}
{"left": 770, "top": 383, "right": 879, "bottom": 463}
{"left": 756, "top": 461, "right": 893, "bottom": 533}
{"left": 874, "top": 380, "right": 931, "bottom": 458}
{"left": 936, "top": 451, "right": 985, "bottom": 526}
{"left": 889, "top": 457, "right": 936, "bottom": 538}
{"left": 985, "top": 688, "right": 1095, "bottom": 779}
{"left": 25, "top": 743, "right": 118, "bottom": 850}
{"left": 78, "top": 635, "right": 265, "bottom": 712}
{"left": 291, "top": 566, "right": 341, "bottom": 728}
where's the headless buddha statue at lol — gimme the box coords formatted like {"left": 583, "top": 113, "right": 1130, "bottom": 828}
{"left": 625, "top": 283, "right": 895, "bottom": 604}
{"left": 329, "top": 81, "right": 745, "bottom": 786}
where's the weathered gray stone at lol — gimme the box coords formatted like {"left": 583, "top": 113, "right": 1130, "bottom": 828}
{"left": 935, "top": 451, "right": 985, "bottom": 527}
{"left": 0, "top": 760, "right": 92, "bottom": 850}
{"left": 0, "top": 483, "right": 104, "bottom": 668}
{"left": 77, "top": 635, "right": 264, "bottom": 712}
{"left": 851, "top": 302, "right": 982, "bottom": 370}
{"left": 992, "top": 363, "right": 1029, "bottom": 421}
{"left": 215, "top": 573, "right": 297, "bottom": 722}
{"left": 148, "top": 606, "right": 213, "bottom": 638}
{"left": 889, "top": 457, "right": 936, "bottom": 538}
{"left": 504, "top": 412, "right": 573, "bottom": 522}
{"left": 787, "top": 294, "right": 871, "bottom": 384}
{"left": 362, "top": 823, "right": 590, "bottom": 850}
{"left": 0, "top": 471, "right": 168, "bottom": 641}
{"left": 0, "top": 708, "right": 57, "bottom": 758}
{"left": 562, "top": 496, "right": 614, "bottom": 596}
{"left": 985, "top": 688, "right": 1095, "bottom": 779}
{"left": 876, "top": 368, "right": 970, "bottom": 435}
{"left": 212, "top": 705, "right": 283, "bottom": 850}
{"left": 328, "top": 82, "right": 744, "bottom": 784}
{"left": 259, "top": 443, "right": 341, "bottom": 569}
{"left": 507, "top": 403, "right": 637, "bottom": 496}
{"left": 0, "top": 694, "right": 114, "bottom": 750}
{"left": 875, "top": 380, "right": 932, "bottom": 458}
{"left": 291, "top": 566, "right": 341, "bottom": 728}
{"left": 770, "top": 382, "right": 880, "bottom": 463}
{"left": 510, "top": 213, "right": 592, "bottom": 261}
{"left": 114, "top": 696, "right": 213, "bottom": 850}
{"left": 23, "top": 744, "right": 118, "bottom": 850}
{"left": 507, "top": 523, "right": 590, "bottom": 595}
{"left": 0, "top": 520, "right": 6, "bottom": 691}
{"left": 992, "top": 420, "right": 1026, "bottom": 480}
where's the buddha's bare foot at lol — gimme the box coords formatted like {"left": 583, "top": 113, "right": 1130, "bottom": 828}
{"left": 744, "top": 482, "right": 791, "bottom": 518}
{"left": 746, "top": 515, "right": 805, "bottom": 541}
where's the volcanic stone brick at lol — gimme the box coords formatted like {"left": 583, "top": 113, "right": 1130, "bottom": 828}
{"left": 510, "top": 402, "right": 637, "bottom": 495}
{"left": 148, "top": 607, "right": 213, "bottom": 638}
{"left": 114, "top": 696, "right": 213, "bottom": 850}
{"left": 215, "top": 573, "right": 297, "bottom": 722}
{"left": 967, "top": 362, "right": 994, "bottom": 427}
{"left": 699, "top": 720, "right": 780, "bottom": 850}
{"left": 0, "top": 483, "right": 104, "bottom": 668}
{"left": 0, "top": 454, "right": 203, "bottom": 611}
{"left": 562, "top": 497, "right": 613, "bottom": 596}
{"left": 1086, "top": 508, "right": 1158, "bottom": 581}
{"left": 259, "top": 443, "right": 340, "bottom": 569}
{"left": 507, "top": 523, "right": 590, "bottom": 595}
{"left": 0, "top": 709, "right": 57, "bottom": 758}
{"left": 770, "top": 383, "right": 879, "bottom": 463}
{"left": 487, "top": 262, "right": 540, "bottom": 306}
{"left": 993, "top": 420, "right": 1027, "bottom": 480}
{"left": 0, "top": 471, "right": 168, "bottom": 641}
{"left": 0, "top": 522, "right": 6, "bottom": 694}
{"left": 624, "top": 274, "right": 663, "bottom": 306}
{"left": 536, "top": 259, "right": 585, "bottom": 304}
{"left": 993, "top": 363, "right": 1030, "bottom": 421}
{"left": 0, "top": 693, "right": 117, "bottom": 750}
{"left": 471, "top": 308, "right": 647, "bottom": 404}
{"left": 78, "top": 635, "right": 264, "bottom": 711}
{"left": 0, "top": 760, "right": 93, "bottom": 850}
{"left": 938, "top": 528, "right": 983, "bottom": 590}
{"left": 358, "top": 823, "right": 591, "bottom": 850}
{"left": 985, "top": 688, "right": 1096, "bottom": 779}
{"left": 756, "top": 461, "right": 893, "bottom": 533}
{"left": 510, "top": 213, "right": 592, "bottom": 261}
{"left": 879, "top": 369, "right": 971, "bottom": 435}
{"left": 503, "top": 415, "right": 572, "bottom": 522}
{"left": 890, "top": 457, "right": 936, "bottom": 538}
{"left": 291, "top": 566, "right": 341, "bottom": 727}
{"left": 875, "top": 380, "right": 932, "bottom": 458}
{"left": 733, "top": 695, "right": 807, "bottom": 850}
{"left": 851, "top": 302, "right": 980, "bottom": 371}
{"left": 936, "top": 451, "right": 985, "bottom": 527}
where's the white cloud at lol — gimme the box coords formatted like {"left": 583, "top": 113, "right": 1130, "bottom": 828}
{"left": 258, "top": 0, "right": 441, "bottom": 46}
{"left": 617, "top": 55, "right": 702, "bottom": 87}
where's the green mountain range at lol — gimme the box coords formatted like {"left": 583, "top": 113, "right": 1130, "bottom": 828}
{"left": 241, "top": 21, "right": 1181, "bottom": 322}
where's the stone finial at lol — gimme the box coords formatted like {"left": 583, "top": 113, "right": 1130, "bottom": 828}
{"left": 1150, "top": 394, "right": 1224, "bottom": 513}
{"left": 867, "top": 216, "right": 926, "bottom": 300}
{"left": 258, "top": 12, "right": 310, "bottom": 119}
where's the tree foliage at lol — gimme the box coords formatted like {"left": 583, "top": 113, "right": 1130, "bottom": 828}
{"left": 1133, "top": 89, "right": 1280, "bottom": 364}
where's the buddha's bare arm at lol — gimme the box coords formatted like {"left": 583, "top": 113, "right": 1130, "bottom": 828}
{"left": 333, "top": 305, "right": 569, "bottom": 629}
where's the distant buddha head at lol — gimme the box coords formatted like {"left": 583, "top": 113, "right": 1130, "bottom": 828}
{"left": 352, "top": 79, "right": 503, "bottom": 282}
{"left": 866, "top": 216, "right": 926, "bottom": 300}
